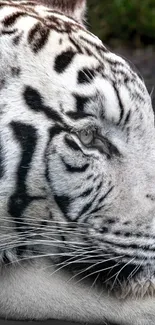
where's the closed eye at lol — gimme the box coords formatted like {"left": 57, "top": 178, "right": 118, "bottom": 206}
{"left": 77, "top": 129, "right": 121, "bottom": 158}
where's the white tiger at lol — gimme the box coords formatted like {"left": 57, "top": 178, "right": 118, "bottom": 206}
{"left": 0, "top": 0, "right": 155, "bottom": 324}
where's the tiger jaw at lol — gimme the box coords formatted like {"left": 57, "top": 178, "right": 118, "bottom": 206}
{"left": 60, "top": 246, "right": 155, "bottom": 301}
{"left": 56, "top": 214, "right": 155, "bottom": 296}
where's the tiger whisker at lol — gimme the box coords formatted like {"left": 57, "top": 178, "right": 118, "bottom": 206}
{"left": 105, "top": 257, "right": 135, "bottom": 291}
{"left": 0, "top": 217, "right": 87, "bottom": 226}
{"left": 69, "top": 255, "right": 124, "bottom": 284}
{"left": 44, "top": 250, "right": 111, "bottom": 276}
{"left": 127, "top": 258, "right": 144, "bottom": 281}
{"left": 88, "top": 272, "right": 100, "bottom": 294}
{"left": 73, "top": 256, "right": 124, "bottom": 285}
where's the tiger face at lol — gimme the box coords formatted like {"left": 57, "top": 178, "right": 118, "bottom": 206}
{"left": 0, "top": 0, "right": 155, "bottom": 323}
{"left": 41, "top": 7, "right": 155, "bottom": 296}
{"left": 45, "top": 53, "right": 155, "bottom": 295}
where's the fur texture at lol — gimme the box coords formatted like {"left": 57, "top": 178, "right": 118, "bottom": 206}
{"left": 0, "top": 1, "right": 155, "bottom": 324}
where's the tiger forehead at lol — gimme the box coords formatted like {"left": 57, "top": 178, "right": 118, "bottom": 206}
{"left": 0, "top": 1, "right": 140, "bottom": 80}
{"left": 50, "top": 50, "right": 148, "bottom": 127}
{"left": 0, "top": 0, "right": 151, "bottom": 127}
{"left": 0, "top": 0, "right": 107, "bottom": 60}
{"left": 0, "top": 0, "right": 89, "bottom": 35}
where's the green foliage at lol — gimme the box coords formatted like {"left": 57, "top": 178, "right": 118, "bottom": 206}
{"left": 87, "top": 0, "right": 155, "bottom": 46}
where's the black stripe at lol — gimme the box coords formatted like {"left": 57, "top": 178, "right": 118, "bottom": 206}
{"left": 67, "top": 94, "right": 91, "bottom": 120}
{"left": 65, "top": 136, "right": 82, "bottom": 151}
{"left": 28, "top": 22, "right": 50, "bottom": 53}
{"left": 54, "top": 50, "right": 76, "bottom": 73}
{"left": 90, "top": 205, "right": 104, "bottom": 215}
{"left": 75, "top": 94, "right": 89, "bottom": 113}
{"left": 10, "top": 122, "right": 37, "bottom": 192}
{"left": 1, "top": 29, "right": 17, "bottom": 35}
{"left": 78, "top": 185, "right": 103, "bottom": 218}
{"left": 67, "top": 110, "right": 90, "bottom": 120}
{"left": 61, "top": 157, "right": 89, "bottom": 173}
{"left": 96, "top": 181, "right": 103, "bottom": 191}
{"left": 90, "top": 186, "right": 114, "bottom": 214}
{"left": 69, "top": 35, "right": 83, "bottom": 54}
{"left": 101, "top": 237, "right": 155, "bottom": 253}
{"left": 23, "top": 86, "right": 63, "bottom": 123}
{"left": 11, "top": 66, "right": 20, "bottom": 77}
{"left": 80, "top": 35, "right": 108, "bottom": 54}
{"left": 78, "top": 201, "right": 93, "bottom": 217}
{"left": 49, "top": 125, "right": 63, "bottom": 140}
{"left": 80, "top": 188, "right": 93, "bottom": 197}
{"left": 113, "top": 82, "right": 125, "bottom": 124}
{"left": 54, "top": 194, "right": 71, "bottom": 217}
{"left": 2, "top": 252, "right": 10, "bottom": 264}
{"left": 3, "top": 12, "right": 26, "bottom": 27}
{"left": 0, "top": 140, "right": 4, "bottom": 178}
{"left": 48, "top": 124, "right": 70, "bottom": 144}
{"left": 105, "top": 320, "right": 123, "bottom": 325}
{"left": 98, "top": 186, "right": 114, "bottom": 204}
{"left": 8, "top": 122, "right": 44, "bottom": 240}
{"left": 45, "top": 124, "right": 71, "bottom": 182}
{"left": 87, "top": 174, "right": 93, "bottom": 180}
{"left": 124, "top": 110, "right": 131, "bottom": 125}
{"left": 13, "top": 34, "right": 21, "bottom": 45}
{"left": 16, "top": 245, "right": 27, "bottom": 257}
{"left": 77, "top": 68, "right": 95, "bottom": 84}
{"left": 105, "top": 58, "right": 132, "bottom": 72}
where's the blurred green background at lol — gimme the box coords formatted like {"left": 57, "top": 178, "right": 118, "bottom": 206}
{"left": 87, "top": 0, "right": 155, "bottom": 47}
{"left": 87, "top": 1, "right": 155, "bottom": 109}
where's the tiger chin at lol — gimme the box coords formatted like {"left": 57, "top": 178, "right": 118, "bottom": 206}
{"left": 1, "top": 0, "right": 155, "bottom": 325}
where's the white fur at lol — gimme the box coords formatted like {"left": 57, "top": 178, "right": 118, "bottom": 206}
{"left": 0, "top": 258, "right": 155, "bottom": 325}
{"left": 0, "top": 2, "right": 155, "bottom": 325}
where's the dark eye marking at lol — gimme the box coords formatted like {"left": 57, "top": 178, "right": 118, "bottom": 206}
{"left": 105, "top": 138, "right": 121, "bottom": 158}
{"left": 65, "top": 135, "right": 82, "bottom": 152}
{"left": 79, "top": 131, "right": 121, "bottom": 159}
{"left": 67, "top": 110, "right": 90, "bottom": 120}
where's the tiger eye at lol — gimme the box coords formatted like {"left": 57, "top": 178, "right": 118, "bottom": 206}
{"left": 79, "top": 129, "right": 94, "bottom": 145}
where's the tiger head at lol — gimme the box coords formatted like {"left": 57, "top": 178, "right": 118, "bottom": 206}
{"left": 0, "top": 0, "right": 155, "bottom": 301}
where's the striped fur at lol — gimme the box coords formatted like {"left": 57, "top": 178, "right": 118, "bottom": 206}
{"left": 0, "top": 1, "right": 155, "bottom": 324}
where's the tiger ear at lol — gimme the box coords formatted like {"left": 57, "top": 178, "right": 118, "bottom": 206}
{"left": 36, "top": 0, "right": 87, "bottom": 24}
